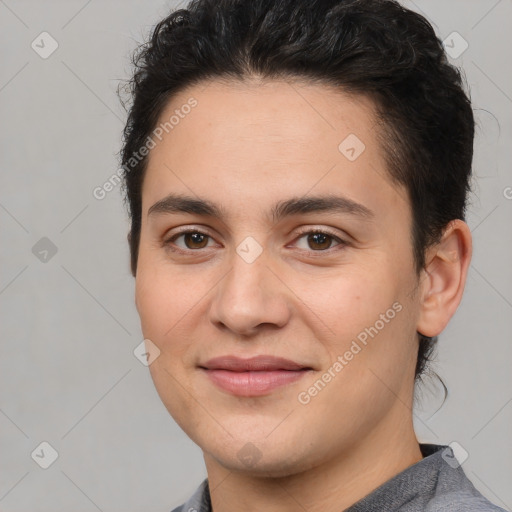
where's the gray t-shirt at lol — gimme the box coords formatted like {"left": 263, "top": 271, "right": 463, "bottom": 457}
{"left": 170, "top": 443, "right": 507, "bottom": 512}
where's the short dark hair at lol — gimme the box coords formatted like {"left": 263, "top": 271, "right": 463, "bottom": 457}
{"left": 119, "top": 0, "right": 475, "bottom": 383}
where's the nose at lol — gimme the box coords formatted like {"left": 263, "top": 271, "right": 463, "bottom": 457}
{"left": 208, "top": 246, "right": 291, "bottom": 337}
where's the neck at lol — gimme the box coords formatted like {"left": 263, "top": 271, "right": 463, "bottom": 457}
{"left": 203, "top": 403, "right": 423, "bottom": 512}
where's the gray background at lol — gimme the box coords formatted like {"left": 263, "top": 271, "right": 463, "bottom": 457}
{"left": 0, "top": 0, "right": 511, "bottom": 511}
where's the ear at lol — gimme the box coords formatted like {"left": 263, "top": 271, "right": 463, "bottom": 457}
{"left": 416, "top": 219, "right": 472, "bottom": 337}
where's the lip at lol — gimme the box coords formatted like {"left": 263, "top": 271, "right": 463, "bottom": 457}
{"left": 201, "top": 355, "right": 310, "bottom": 372}
{"left": 199, "top": 355, "right": 313, "bottom": 397}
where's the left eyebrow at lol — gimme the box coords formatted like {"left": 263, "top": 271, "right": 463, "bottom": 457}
{"left": 271, "top": 195, "right": 375, "bottom": 223}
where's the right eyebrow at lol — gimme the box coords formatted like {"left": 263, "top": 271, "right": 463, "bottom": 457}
{"left": 147, "top": 194, "right": 227, "bottom": 219}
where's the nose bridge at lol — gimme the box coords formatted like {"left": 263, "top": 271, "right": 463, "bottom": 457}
{"left": 209, "top": 241, "right": 290, "bottom": 334}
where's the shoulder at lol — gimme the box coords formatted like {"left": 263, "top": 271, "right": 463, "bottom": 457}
{"left": 425, "top": 491, "right": 508, "bottom": 511}
{"left": 403, "top": 444, "right": 508, "bottom": 512}
{"left": 170, "top": 500, "right": 203, "bottom": 512}
{"left": 169, "top": 479, "right": 210, "bottom": 512}
{"left": 424, "top": 459, "right": 507, "bottom": 512}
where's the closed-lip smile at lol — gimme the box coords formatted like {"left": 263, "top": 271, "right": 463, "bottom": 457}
{"left": 199, "top": 355, "right": 313, "bottom": 396}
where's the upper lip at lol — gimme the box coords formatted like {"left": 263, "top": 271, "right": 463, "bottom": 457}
{"left": 200, "top": 355, "right": 312, "bottom": 372}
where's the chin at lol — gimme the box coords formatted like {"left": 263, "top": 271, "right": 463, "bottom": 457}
{"left": 202, "top": 434, "right": 324, "bottom": 478}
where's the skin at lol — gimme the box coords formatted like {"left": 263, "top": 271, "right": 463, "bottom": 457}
{"left": 133, "top": 78, "right": 472, "bottom": 512}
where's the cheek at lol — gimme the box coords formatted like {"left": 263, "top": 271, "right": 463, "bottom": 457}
{"left": 299, "top": 278, "right": 415, "bottom": 433}
{"left": 135, "top": 247, "right": 197, "bottom": 338}
{"left": 135, "top": 269, "right": 169, "bottom": 340}
{"left": 134, "top": 252, "right": 221, "bottom": 375}
{"left": 135, "top": 258, "right": 203, "bottom": 427}
{"left": 292, "top": 264, "right": 401, "bottom": 337}
{"left": 135, "top": 246, "right": 178, "bottom": 353}
{"left": 299, "top": 264, "right": 415, "bottom": 383}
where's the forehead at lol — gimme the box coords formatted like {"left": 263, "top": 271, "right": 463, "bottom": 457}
{"left": 141, "top": 78, "right": 407, "bottom": 221}
{"left": 155, "top": 78, "right": 378, "bottom": 152}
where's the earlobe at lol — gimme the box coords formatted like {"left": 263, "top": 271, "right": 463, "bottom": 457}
{"left": 416, "top": 220, "right": 472, "bottom": 337}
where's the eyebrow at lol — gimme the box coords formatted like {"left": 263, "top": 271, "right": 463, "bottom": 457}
{"left": 148, "top": 194, "right": 227, "bottom": 219}
{"left": 272, "top": 195, "right": 374, "bottom": 222}
{"left": 147, "top": 193, "right": 374, "bottom": 222}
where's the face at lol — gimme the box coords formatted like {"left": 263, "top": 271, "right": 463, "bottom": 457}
{"left": 135, "top": 79, "right": 423, "bottom": 476}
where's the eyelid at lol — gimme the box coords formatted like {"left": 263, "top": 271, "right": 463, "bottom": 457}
{"left": 165, "top": 225, "right": 216, "bottom": 239}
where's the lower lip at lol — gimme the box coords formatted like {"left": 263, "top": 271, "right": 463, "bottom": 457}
{"left": 201, "top": 369, "right": 311, "bottom": 396}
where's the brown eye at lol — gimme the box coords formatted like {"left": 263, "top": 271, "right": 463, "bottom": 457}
{"left": 182, "top": 232, "right": 209, "bottom": 249}
{"left": 293, "top": 230, "right": 345, "bottom": 252}
{"left": 307, "top": 232, "right": 335, "bottom": 250}
{"left": 166, "top": 230, "right": 215, "bottom": 252}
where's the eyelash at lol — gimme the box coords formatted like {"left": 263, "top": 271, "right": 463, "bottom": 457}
{"left": 163, "top": 227, "right": 348, "bottom": 255}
